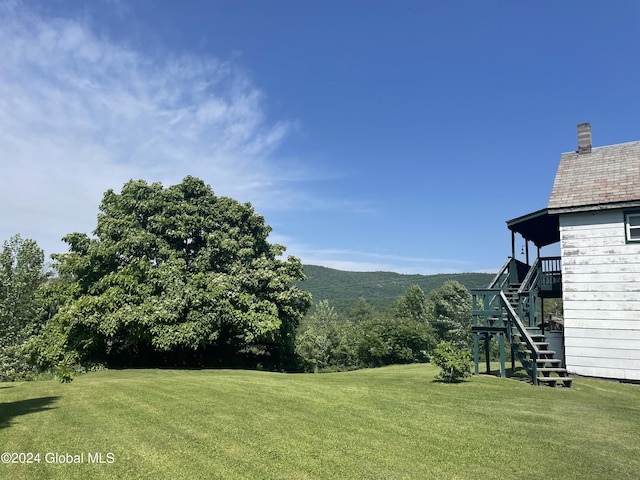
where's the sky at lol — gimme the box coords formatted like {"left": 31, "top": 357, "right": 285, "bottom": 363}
{"left": 2, "top": 0, "right": 640, "bottom": 274}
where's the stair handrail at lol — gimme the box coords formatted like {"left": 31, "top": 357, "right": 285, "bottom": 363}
{"left": 517, "top": 257, "right": 541, "bottom": 296}
{"left": 516, "top": 258, "right": 541, "bottom": 327}
{"left": 488, "top": 257, "right": 512, "bottom": 289}
{"left": 500, "top": 291, "right": 539, "bottom": 383}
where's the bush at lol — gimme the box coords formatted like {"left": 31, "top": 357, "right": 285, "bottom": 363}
{"left": 432, "top": 341, "right": 472, "bottom": 383}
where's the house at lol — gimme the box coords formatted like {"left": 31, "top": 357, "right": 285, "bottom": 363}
{"left": 472, "top": 123, "right": 640, "bottom": 385}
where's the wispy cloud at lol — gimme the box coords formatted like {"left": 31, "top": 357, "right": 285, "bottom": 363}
{"left": 0, "top": 1, "right": 311, "bottom": 255}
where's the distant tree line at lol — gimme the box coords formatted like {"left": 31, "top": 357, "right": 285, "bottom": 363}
{"left": 294, "top": 282, "right": 473, "bottom": 374}
{"left": 299, "top": 265, "right": 493, "bottom": 318}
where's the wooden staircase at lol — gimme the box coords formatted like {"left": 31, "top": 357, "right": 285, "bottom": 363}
{"left": 472, "top": 257, "right": 572, "bottom": 388}
{"left": 504, "top": 282, "right": 572, "bottom": 387}
{"left": 513, "top": 328, "right": 572, "bottom": 387}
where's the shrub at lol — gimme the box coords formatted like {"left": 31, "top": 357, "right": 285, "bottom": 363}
{"left": 432, "top": 341, "right": 472, "bottom": 383}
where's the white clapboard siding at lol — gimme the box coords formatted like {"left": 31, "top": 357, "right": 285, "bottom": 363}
{"left": 559, "top": 209, "right": 640, "bottom": 381}
{"left": 563, "top": 263, "right": 640, "bottom": 274}
{"left": 564, "top": 254, "right": 640, "bottom": 266}
{"left": 563, "top": 246, "right": 640, "bottom": 257}
{"left": 564, "top": 282, "right": 640, "bottom": 293}
{"left": 562, "top": 300, "right": 640, "bottom": 312}
{"left": 566, "top": 354, "right": 640, "bottom": 370}
{"left": 566, "top": 319, "right": 640, "bottom": 330}
{"left": 564, "top": 364, "right": 640, "bottom": 381}
{"left": 564, "top": 290, "right": 640, "bottom": 302}
{"left": 565, "top": 336, "right": 640, "bottom": 350}
{"left": 565, "top": 327, "right": 640, "bottom": 341}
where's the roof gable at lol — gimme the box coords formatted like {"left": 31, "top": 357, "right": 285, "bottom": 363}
{"left": 548, "top": 140, "right": 640, "bottom": 213}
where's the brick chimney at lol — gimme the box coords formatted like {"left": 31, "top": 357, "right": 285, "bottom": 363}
{"left": 577, "top": 123, "right": 592, "bottom": 154}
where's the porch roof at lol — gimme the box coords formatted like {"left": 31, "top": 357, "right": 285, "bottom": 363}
{"left": 506, "top": 208, "right": 559, "bottom": 247}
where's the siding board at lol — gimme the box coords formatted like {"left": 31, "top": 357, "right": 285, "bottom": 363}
{"left": 566, "top": 354, "right": 640, "bottom": 370}
{"left": 566, "top": 319, "right": 640, "bottom": 329}
{"left": 564, "top": 338, "right": 640, "bottom": 352}
{"left": 563, "top": 246, "right": 640, "bottom": 257}
{"left": 565, "top": 328, "right": 640, "bottom": 341}
{"left": 564, "top": 291, "right": 640, "bottom": 302}
{"left": 565, "top": 365, "right": 640, "bottom": 381}
{"left": 563, "top": 282, "right": 640, "bottom": 293}
{"left": 563, "top": 255, "right": 640, "bottom": 266}
{"left": 564, "top": 263, "right": 640, "bottom": 274}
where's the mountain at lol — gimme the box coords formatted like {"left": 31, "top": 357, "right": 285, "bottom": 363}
{"left": 297, "top": 265, "right": 494, "bottom": 316}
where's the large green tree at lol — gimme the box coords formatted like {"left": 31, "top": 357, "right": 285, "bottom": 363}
{"left": 0, "top": 234, "right": 49, "bottom": 380}
{"left": 30, "top": 177, "right": 311, "bottom": 372}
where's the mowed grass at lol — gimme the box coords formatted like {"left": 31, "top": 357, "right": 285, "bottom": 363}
{"left": 1, "top": 365, "right": 639, "bottom": 480}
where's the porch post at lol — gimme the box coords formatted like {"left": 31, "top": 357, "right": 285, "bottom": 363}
{"left": 511, "top": 342, "right": 515, "bottom": 370}
{"left": 498, "top": 333, "right": 505, "bottom": 378}
{"left": 473, "top": 333, "right": 479, "bottom": 375}
{"left": 484, "top": 335, "right": 491, "bottom": 374}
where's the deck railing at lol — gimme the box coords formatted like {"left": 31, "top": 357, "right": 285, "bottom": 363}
{"left": 540, "top": 256, "right": 562, "bottom": 292}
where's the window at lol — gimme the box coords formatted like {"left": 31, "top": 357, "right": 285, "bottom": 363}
{"left": 625, "top": 211, "right": 640, "bottom": 243}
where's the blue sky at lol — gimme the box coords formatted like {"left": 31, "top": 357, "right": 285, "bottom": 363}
{"left": 2, "top": 0, "right": 640, "bottom": 274}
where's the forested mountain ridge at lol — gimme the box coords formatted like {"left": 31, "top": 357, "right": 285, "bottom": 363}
{"left": 297, "top": 264, "right": 494, "bottom": 314}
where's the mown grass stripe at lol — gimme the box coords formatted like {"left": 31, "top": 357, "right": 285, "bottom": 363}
{"left": 0, "top": 365, "right": 639, "bottom": 479}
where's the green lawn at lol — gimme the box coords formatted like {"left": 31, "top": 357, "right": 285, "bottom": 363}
{"left": 1, "top": 365, "right": 639, "bottom": 479}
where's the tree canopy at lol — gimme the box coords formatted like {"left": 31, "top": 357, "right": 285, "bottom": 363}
{"left": 30, "top": 176, "right": 311, "bottom": 372}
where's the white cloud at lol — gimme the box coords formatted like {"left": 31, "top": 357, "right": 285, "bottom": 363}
{"left": 269, "top": 235, "right": 476, "bottom": 274}
{"left": 0, "top": 1, "right": 308, "bottom": 256}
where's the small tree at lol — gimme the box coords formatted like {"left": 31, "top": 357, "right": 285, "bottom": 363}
{"left": 432, "top": 341, "right": 472, "bottom": 383}
{"left": 295, "top": 300, "right": 338, "bottom": 371}
{"left": 427, "top": 280, "right": 472, "bottom": 349}
{"left": 393, "top": 285, "right": 428, "bottom": 322}
{"left": 349, "top": 297, "right": 376, "bottom": 324}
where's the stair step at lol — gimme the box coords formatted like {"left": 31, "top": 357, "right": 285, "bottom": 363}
{"left": 537, "top": 376, "right": 573, "bottom": 387}
{"left": 518, "top": 342, "right": 549, "bottom": 347}
{"left": 537, "top": 367, "right": 569, "bottom": 374}
{"left": 535, "top": 358, "right": 561, "bottom": 364}
{"left": 521, "top": 350, "right": 556, "bottom": 357}
{"left": 513, "top": 332, "right": 546, "bottom": 339}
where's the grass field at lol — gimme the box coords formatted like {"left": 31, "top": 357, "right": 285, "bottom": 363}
{"left": 1, "top": 364, "right": 639, "bottom": 479}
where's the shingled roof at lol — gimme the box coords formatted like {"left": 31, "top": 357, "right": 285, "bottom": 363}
{"left": 548, "top": 140, "right": 640, "bottom": 213}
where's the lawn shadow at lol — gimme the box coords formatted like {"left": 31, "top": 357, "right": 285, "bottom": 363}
{"left": 431, "top": 378, "right": 469, "bottom": 384}
{"left": 473, "top": 366, "right": 533, "bottom": 384}
{"left": 0, "top": 396, "right": 60, "bottom": 429}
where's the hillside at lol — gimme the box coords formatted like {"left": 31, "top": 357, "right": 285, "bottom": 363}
{"left": 298, "top": 265, "right": 494, "bottom": 314}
